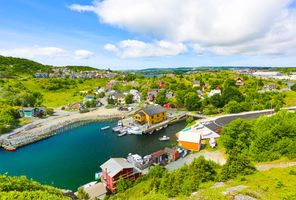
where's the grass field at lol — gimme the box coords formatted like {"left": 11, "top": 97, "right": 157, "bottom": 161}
{"left": 284, "top": 91, "right": 296, "bottom": 107}
{"left": 113, "top": 165, "right": 296, "bottom": 200}
{"left": 20, "top": 78, "right": 108, "bottom": 108}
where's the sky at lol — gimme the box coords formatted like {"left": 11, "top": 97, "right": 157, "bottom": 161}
{"left": 0, "top": 0, "right": 296, "bottom": 69}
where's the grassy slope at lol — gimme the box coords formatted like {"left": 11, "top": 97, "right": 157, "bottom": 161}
{"left": 284, "top": 91, "right": 296, "bottom": 107}
{"left": 113, "top": 166, "right": 296, "bottom": 200}
{"left": 20, "top": 78, "right": 108, "bottom": 108}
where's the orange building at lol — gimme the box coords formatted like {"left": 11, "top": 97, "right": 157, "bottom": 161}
{"left": 178, "top": 128, "right": 201, "bottom": 151}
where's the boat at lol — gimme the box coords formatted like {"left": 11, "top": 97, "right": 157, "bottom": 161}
{"left": 118, "top": 132, "right": 127, "bottom": 137}
{"left": 163, "top": 124, "right": 168, "bottom": 128}
{"left": 128, "top": 127, "right": 142, "bottom": 135}
{"left": 101, "top": 126, "right": 110, "bottom": 130}
{"left": 95, "top": 172, "right": 102, "bottom": 181}
{"left": 155, "top": 126, "right": 163, "bottom": 131}
{"left": 159, "top": 135, "right": 170, "bottom": 141}
{"left": 3, "top": 145, "right": 16, "bottom": 152}
{"left": 112, "top": 126, "right": 121, "bottom": 132}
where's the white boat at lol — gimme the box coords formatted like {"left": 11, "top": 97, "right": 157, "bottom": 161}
{"left": 155, "top": 126, "right": 163, "bottom": 131}
{"left": 163, "top": 124, "right": 168, "bottom": 128}
{"left": 128, "top": 127, "right": 142, "bottom": 135}
{"left": 112, "top": 126, "right": 121, "bottom": 132}
{"left": 118, "top": 132, "right": 127, "bottom": 137}
{"left": 159, "top": 135, "right": 170, "bottom": 141}
{"left": 101, "top": 126, "right": 110, "bottom": 130}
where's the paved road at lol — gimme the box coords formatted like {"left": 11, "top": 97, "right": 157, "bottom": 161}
{"left": 203, "top": 107, "right": 296, "bottom": 132}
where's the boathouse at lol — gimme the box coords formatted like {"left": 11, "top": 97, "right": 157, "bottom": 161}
{"left": 151, "top": 150, "right": 167, "bottom": 164}
{"left": 134, "top": 105, "right": 166, "bottom": 125}
{"left": 165, "top": 147, "right": 179, "bottom": 162}
{"left": 100, "top": 158, "right": 141, "bottom": 193}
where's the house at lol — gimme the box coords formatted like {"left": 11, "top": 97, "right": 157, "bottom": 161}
{"left": 265, "top": 83, "right": 277, "bottom": 90}
{"left": 68, "top": 102, "right": 83, "bottom": 110}
{"left": 193, "top": 80, "right": 201, "bottom": 88}
{"left": 178, "top": 127, "right": 202, "bottom": 151}
{"left": 197, "top": 90, "right": 203, "bottom": 97}
{"left": 151, "top": 150, "right": 167, "bottom": 164}
{"left": 97, "top": 87, "right": 105, "bottom": 93}
{"left": 165, "top": 91, "right": 174, "bottom": 99}
{"left": 110, "top": 92, "right": 125, "bottom": 104}
{"left": 208, "top": 89, "right": 221, "bottom": 97}
{"left": 83, "top": 95, "right": 95, "bottom": 102}
{"left": 178, "top": 124, "right": 220, "bottom": 151}
{"left": 134, "top": 106, "right": 166, "bottom": 125}
{"left": 165, "top": 147, "right": 179, "bottom": 162}
{"left": 147, "top": 89, "right": 165, "bottom": 102}
{"left": 19, "top": 107, "right": 43, "bottom": 118}
{"left": 130, "top": 89, "right": 141, "bottom": 103}
{"left": 106, "top": 80, "right": 119, "bottom": 89}
{"left": 157, "top": 81, "right": 166, "bottom": 88}
{"left": 100, "top": 158, "right": 141, "bottom": 193}
{"left": 235, "top": 77, "right": 244, "bottom": 86}
{"left": 35, "top": 73, "right": 48, "bottom": 78}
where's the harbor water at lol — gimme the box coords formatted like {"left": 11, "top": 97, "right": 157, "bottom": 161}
{"left": 0, "top": 120, "right": 186, "bottom": 190}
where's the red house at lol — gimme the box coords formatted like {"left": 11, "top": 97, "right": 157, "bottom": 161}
{"left": 100, "top": 158, "right": 141, "bottom": 193}
{"left": 165, "top": 147, "right": 179, "bottom": 162}
{"left": 157, "top": 81, "right": 166, "bottom": 88}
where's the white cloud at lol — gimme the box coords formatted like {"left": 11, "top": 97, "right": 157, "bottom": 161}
{"left": 0, "top": 46, "right": 67, "bottom": 58}
{"left": 104, "top": 43, "right": 118, "bottom": 52}
{"left": 70, "top": 0, "right": 296, "bottom": 56}
{"left": 74, "top": 49, "right": 94, "bottom": 59}
{"left": 0, "top": 46, "right": 95, "bottom": 60}
{"left": 105, "top": 40, "right": 187, "bottom": 58}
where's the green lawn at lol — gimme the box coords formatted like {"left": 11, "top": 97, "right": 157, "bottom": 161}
{"left": 284, "top": 91, "right": 296, "bottom": 107}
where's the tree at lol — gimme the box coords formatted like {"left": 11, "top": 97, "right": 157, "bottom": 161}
{"left": 209, "top": 94, "right": 224, "bottom": 108}
{"left": 107, "top": 97, "right": 116, "bottom": 105}
{"left": 220, "top": 150, "right": 256, "bottom": 180}
{"left": 77, "top": 188, "right": 90, "bottom": 200}
{"left": 125, "top": 94, "right": 134, "bottom": 104}
{"left": 184, "top": 92, "right": 201, "bottom": 111}
{"left": 155, "top": 90, "right": 167, "bottom": 105}
{"left": 116, "top": 176, "right": 132, "bottom": 193}
{"left": 221, "top": 86, "right": 244, "bottom": 104}
{"left": 45, "top": 108, "right": 54, "bottom": 116}
{"left": 291, "top": 84, "right": 296, "bottom": 91}
{"left": 97, "top": 92, "right": 105, "bottom": 98}
{"left": 223, "top": 100, "right": 242, "bottom": 113}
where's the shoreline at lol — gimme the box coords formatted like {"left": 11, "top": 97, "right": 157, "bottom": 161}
{"left": 0, "top": 108, "right": 126, "bottom": 150}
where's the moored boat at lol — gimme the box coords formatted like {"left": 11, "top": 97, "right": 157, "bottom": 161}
{"left": 3, "top": 145, "right": 16, "bottom": 152}
{"left": 118, "top": 132, "right": 127, "bottom": 137}
{"left": 159, "top": 135, "right": 170, "bottom": 141}
{"left": 112, "top": 126, "right": 121, "bottom": 132}
{"left": 101, "top": 126, "right": 110, "bottom": 130}
{"left": 128, "top": 127, "right": 142, "bottom": 135}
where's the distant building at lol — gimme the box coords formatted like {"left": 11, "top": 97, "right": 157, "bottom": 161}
{"left": 130, "top": 89, "right": 141, "bottom": 102}
{"left": 164, "top": 147, "right": 179, "bottom": 162}
{"left": 235, "top": 77, "right": 244, "bottom": 86}
{"left": 252, "top": 71, "right": 282, "bottom": 78}
{"left": 19, "top": 107, "right": 45, "bottom": 118}
{"left": 208, "top": 89, "right": 221, "bottom": 97}
{"left": 134, "top": 106, "right": 166, "bottom": 125}
{"left": 35, "top": 73, "right": 48, "bottom": 78}
{"left": 110, "top": 92, "right": 125, "bottom": 104}
{"left": 165, "top": 91, "right": 174, "bottom": 99}
{"left": 83, "top": 95, "right": 95, "bottom": 102}
{"left": 100, "top": 158, "right": 141, "bottom": 193}
{"left": 106, "top": 80, "right": 119, "bottom": 89}
{"left": 192, "top": 80, "right": 201, "bottom": 88}
{"left": 157, "top": 81, "right": 166, "bottom": 88}
{"left": 147, "top": 89, "right": 165, "bottom": 102}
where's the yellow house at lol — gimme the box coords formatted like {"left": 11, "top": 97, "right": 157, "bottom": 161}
{"left": 134, "top": 106, "right": 166, "bottom": 125}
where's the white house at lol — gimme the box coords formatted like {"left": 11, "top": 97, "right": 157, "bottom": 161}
{"left": 208, "top": 89, "right": 221, "bottom": 97}
{"left": 130, "top": 89, "right": 141, "bottom": 103}
{"left": 252, "top": 71, "right": 282, "bottom": 78}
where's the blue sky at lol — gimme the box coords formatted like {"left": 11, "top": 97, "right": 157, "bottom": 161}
{"left": 0, "top": 0, "right": 296, "bottom": 69}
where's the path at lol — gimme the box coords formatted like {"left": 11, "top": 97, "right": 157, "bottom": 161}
{"left": 256, "top": 161, "right": 296, "bottom": 171}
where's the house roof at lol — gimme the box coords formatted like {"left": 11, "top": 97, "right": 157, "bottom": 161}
{"left": 142, "top": 106, "right": 166, "bottom": 116}
{"left": 193, "top": 80, "right": 200, "bottom": 84}
{"left": 100, "top": 158, "right": 134, "bottom": 178}
{"left": 21, "top": 107, "right": 38, "bottom": 111}
{"left": 178, "top": 125, "right": 220, "bottom": 143}
{"left": 165, "top": 147, "right": 178, "bottom": 154}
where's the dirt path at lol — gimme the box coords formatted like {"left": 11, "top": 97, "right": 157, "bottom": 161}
{"left": 256, "top": 161, "right": 296, "bottom": 171}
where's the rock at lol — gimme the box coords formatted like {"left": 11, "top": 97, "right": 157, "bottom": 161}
{"left": 212, "top": 182, "right": 225, "bottom": 188}
{"left": 222, "top": 185, "right": 248, "bottom": 195}
{"left": 234, "top": 194, "right": 257, "bottom": 200}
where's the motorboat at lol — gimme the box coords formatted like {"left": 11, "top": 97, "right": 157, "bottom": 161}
{"left": 101, "top": 126, "right": 110, "bottom": 130}
{"left": 155, "top": 126, "right": 163, "bottom": 131}
{"left": 159, "top": 135, "right": 170, "bottom": 141}
{"left": 112, "top": 126, "right": 121, "bottom": 132}
{"left": 128, "top": 127, "right": 143, "bottom": 135}
{"left": 118, "top": 132, "right": 127, "bottom": 137}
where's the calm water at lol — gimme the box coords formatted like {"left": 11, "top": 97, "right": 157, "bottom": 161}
{"left": 0, "top": 120, "right": 185, "bottom": 190}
